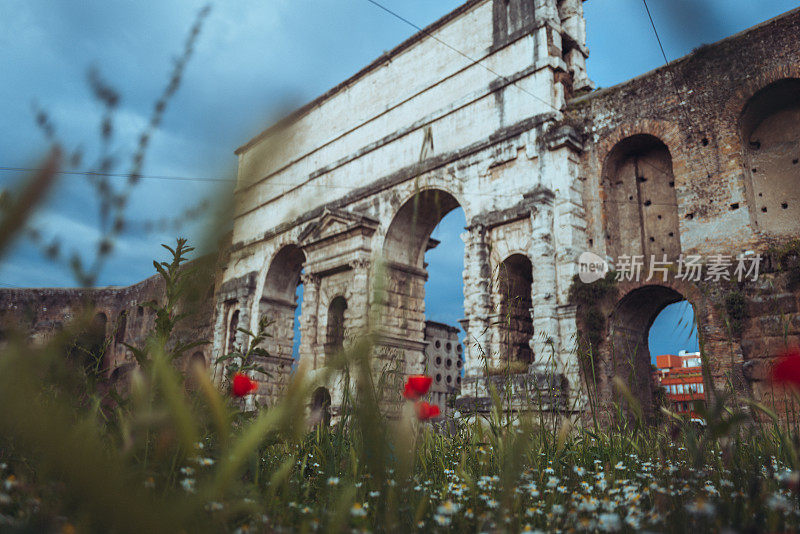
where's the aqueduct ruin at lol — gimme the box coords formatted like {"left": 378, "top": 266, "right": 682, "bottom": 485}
{"left": 3, "top": 1, "right": 800, "bottom": 419}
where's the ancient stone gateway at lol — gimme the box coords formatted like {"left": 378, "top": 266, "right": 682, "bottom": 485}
{"left": 214, "top": 1, "right": 800, "bottom": 418}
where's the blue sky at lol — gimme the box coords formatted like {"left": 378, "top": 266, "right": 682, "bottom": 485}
{"left": 1, "top": 0, "right": 794, "bottom": 357}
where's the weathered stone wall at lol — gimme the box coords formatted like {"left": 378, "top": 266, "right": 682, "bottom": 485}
{"left": 568, "top": 7, "right": 800, "bottom": 418}
{"left": 0, "top": 266, "right": 215, "bottom": 377}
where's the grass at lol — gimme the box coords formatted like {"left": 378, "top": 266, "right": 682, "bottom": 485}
{"left": 2, "top": 251, "right": 800, "bottom": 533}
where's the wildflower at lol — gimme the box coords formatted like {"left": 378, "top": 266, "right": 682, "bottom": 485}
{"left": 144, "top": 476, "right": 155, "bottom": 489}
{"left": 551, "top": 504, "right": 565, "bottom": 515}
{"left": 486, "top": 498, "right": 499, "bottom": 509}
{"left": 771, "top": 346, "right": 800, "bottom": 388}
{"left": 327, "top": 477, "right": 340, "bottom": 486}
{"left": 685, "top": 498, "right": 715, "bottom": 517}
{"left": 767, "top": 493, "right": 792, "bottom": 513}
{"left": 578, "top": 496, "right": 599, "bottom": 512}
{"left": 464, "top": 508, "right": 475, "bottom": 519}
{"left": 546, "top": 476, "right": 560, "bottom": 488}
{"left": 703, "top": 481, "right": 719, "bottom": 496}
{"left": 2, "top": 476, "right": 17, "bottom": 491}
{"left": 368, "top": 490, "right": 380, "bottom": 498}
{"left": 614, "top": 461, "right": 626, "bottom": 471}
{"left": 437, "top": 500, "right": 460, "bottom": 515}
{"left": 415, "top": 401, "right": 440, "bottom": 420}
{"left": 180, "top": 478, "right": 196, "bottom": 493}
{"left": 180, "top": 466, "right": 195, "bottom": 476}
{"left": 624, "top": 512, "right": 642, "bottom": 529}
{"left": 196, "top": 457, "right": 215, "bottom": 467}
{"left": 573, "top": 466, "right": 586, "bottom": 476}
{"left": 433, "top": 514, "right": 451, "bottom": 526}
{"left": 403, "top": 375, "right": 433, "bottom": 400}
{"left": 232, "top": 372, "right": 258, "bottom": 397}
{"left": 597, "top": 513, "right": 621, "bottom": 532}
{"left": 350, "top": 503, "right": 368, "bottom": 517}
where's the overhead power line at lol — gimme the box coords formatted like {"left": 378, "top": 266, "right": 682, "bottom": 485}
{"left": 640, "top": 0, "right": 714, "bottom": 179}
{"left": 0, "top": 166, "right": 236, "bottom": 184}
{"left": 362, "top": 0, "right": 562, "bottom": 115}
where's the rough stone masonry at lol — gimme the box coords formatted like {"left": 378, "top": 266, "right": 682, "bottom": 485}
{"left": 3, "top": 0, "right": 800, "bottom": 420}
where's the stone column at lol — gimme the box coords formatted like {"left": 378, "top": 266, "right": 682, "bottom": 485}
{"left": 298, "top": 272, "right": 321, "bottom": 369}
{"left": 527, "top": 189, "right": 560, "bottom": 370}
{"left": 553, "top": 177, "right": 588, "bottom": 407}
{"left": 348, "top": 257, "right": 371, "bottom": 337}
{"left": 461, "top": 224, "right": 492, "bottom": 379}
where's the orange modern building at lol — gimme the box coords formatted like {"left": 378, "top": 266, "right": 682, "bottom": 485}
{"left": 653, "top": 351, "right": 706, "bottom": 420}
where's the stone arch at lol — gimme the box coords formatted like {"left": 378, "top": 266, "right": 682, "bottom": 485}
{"left": 738, "top": 78, "right": 800, "bottom": 236}
{"left": 382, "top": 188, "right": 463, "bottom": 268}
{"left": 492, "top": 253, "right": 534, "bottom": 366}
{"left": 311, "top": 386, "right": 332, "bottom": 427}
{"left": 325, "top": 296, "right": 348, "bottom": 358}
{"left": 260, "top": 244, "right": 306, "bottom": 359}
{"left": 591, "top": 278, "right": 722, "bottom": 422}
{"left": 601, "top": 134, "right": 681, "bottom": 261}
{"left": 378, "top": 188, "right": 465, "bottom": 372}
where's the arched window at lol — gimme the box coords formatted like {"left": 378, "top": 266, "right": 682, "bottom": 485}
{"left": 740, "top": 78, "right": 800, "bottom": 235}
{"left": 602, "top": 135, "right": 680, "bottom": 260}
{"left": 325, "top": 296, "right": 347, "bottom": 356}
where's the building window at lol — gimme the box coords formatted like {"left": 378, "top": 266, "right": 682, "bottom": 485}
{"left": 325, "top": 297, "right": 347, "bottom": 356}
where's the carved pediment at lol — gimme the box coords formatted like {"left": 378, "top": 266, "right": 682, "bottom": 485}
{"left": 298, "top": 208, "right": 379, "bottom": 248}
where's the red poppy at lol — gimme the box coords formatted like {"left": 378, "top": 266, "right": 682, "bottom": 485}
{"left": 232, "top": 372, "right": 258, "bottom": 397}
{"left": 415, "top": 401, "right": 440, "bottom": 421}
{"left": 403, "top": 375, "right": 433, "bottom": 400}
{"left": 772, "top": 347, "right": 800, "bottom": 388}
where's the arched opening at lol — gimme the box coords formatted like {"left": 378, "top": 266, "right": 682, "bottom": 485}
{"left": 649, "top": 300, "right": 704, "bottom": 420}
{"left": 740, "top": 78, "right": 800, "bottom": 235}
{"left": 311, "top": 386, "right": 332, "bottom": 427}
{"left": 382, "top": 189, "right": 464, "bottom": 371}
{"left": 602, "top": 135, "right": 680, "bottom": 261}
{"left": 607, "top": 286, "right": 697, "bottom": 421}
{"left": 261, "top": 245, "right": 306, "bottom": 360}
{"left": 383, "top": 189, "right": 461, "bottom": 268}
{"left": 494, "top": 254, "right": 534, "bottom": 367}
{"left": 325, "top": 296, "right": 348, "bottom": 357}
